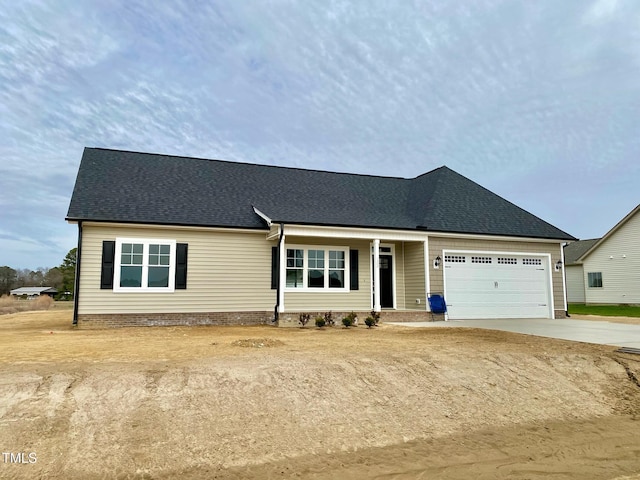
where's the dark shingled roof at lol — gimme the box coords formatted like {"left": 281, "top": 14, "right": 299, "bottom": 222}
{"left": 66, "top": 148, "right": 575, "bottom": 240}
{"left": 563, "top": 239, "right": 601, "bottom": 265}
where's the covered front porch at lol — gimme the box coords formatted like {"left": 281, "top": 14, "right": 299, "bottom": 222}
{"left": 268, "top": 224, "right": 437, "bottom": 326}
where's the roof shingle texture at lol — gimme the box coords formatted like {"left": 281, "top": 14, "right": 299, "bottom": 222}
{"left": 563, "top": 238, "right": 600, "bottom": 264}
{"left": 67, "top": 148, "right": 575, "bottom": 240}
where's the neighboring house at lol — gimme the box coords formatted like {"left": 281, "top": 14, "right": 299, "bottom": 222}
{"left": 564, "top": 204, "right": 640, "bottom": 305}
{"left": 66, "top": 148, "right": 575, "bottom": 328}
{"left": 10, "top": 287, "right": 58, "bottom": 299}
{"left": 563, "top": 239, "right": 600, "bottom": 303}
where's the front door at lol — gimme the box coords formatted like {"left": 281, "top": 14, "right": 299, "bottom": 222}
{"left": 379, "top": 255, "right": 394, "bottom": 308}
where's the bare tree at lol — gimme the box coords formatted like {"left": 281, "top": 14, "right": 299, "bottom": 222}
{"left": 44, "top": 267, "right": 64, "bottom": 291}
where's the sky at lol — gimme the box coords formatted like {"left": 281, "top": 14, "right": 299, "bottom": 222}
{"left": 1, "top": 0, "right": 639, "bottom": 270}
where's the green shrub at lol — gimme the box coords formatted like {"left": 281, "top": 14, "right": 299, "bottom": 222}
{"left": 345, "top": 311, "right": 358, "bottom": 326}
{"left": 315, "top": 316, "right": 326, "bottom": 328}
{"left": 342, "top": 316, "right": 353, "bottom": 328}
{"left": 365, "top": 317, "right": 376, "bottom": 328}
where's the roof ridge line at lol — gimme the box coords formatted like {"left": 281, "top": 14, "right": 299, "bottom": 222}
{"left": 86, "top": 147, "right": 410, "bottom": 181}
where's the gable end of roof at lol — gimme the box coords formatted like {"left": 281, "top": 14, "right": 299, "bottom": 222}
{"left": 575, "top": 204, "right": 640, "bottom": 263}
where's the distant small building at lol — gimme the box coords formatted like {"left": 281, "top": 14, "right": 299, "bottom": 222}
{"left": 10, "top": 287, "right": 58, "bottom": 299}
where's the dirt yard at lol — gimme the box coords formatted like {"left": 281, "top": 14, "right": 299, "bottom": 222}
{"left": 1, "top": 310, "right": 640, "bottom": 480}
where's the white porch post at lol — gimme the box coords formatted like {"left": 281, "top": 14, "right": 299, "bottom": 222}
{"left": 373, "top": 238, "right": 381, "bottom": 312}
{"left": 424, "top": 239, "right": 430, "bottom": 312}
{"left": 278, "top": 229, "right": 286, "bottom": 313}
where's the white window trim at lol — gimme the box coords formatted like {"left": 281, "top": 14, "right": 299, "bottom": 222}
{"left": 284, "top": 244, "right": 350, "bottom": 292}
{"left": 114, "top": 238, "right": 177, "bottom": 293}
{"left": 587, "top": 271, "right": 603, "bottom": 288}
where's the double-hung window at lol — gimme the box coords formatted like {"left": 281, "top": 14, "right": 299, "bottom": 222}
{"left": 588, "top": 272, "right": 603, "bottom": 288}
{"left": 286, "top": 249, "right": 304, "bottom": 288}
{"left": 328, "top": 251, "right": 345, "bottom": 287}
{"left": 114, "top": 238, "right": 176, "bottom": 292}
{"left": 285, "top": 246, "right": 348, "bottom": 290}
{"left": 307, "top": 249, "right": 325, "bottom": 288}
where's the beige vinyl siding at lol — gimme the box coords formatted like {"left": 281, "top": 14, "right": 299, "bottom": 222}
{"left": 283, "top": 237, "right": 371, "bottom": 311}
{"left": 392, "top": 241, "right": 406, "bottom": 309}
{"left": 428, "top": 236, "right": 565, "bottom": 312}
{"left": 565, "top": 265, "right": 586, "bottom": 303}
{"left": 582, "top": 211, "right": 640, "bottom": 304}
{"left": 403, "top": 241, "right": 426, "bottom": 310}
{"left": 79, "top": 224, "right": 276, "bottom": 314}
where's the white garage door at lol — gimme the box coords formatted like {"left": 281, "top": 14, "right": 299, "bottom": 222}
{"left": 443, "top": 252, "right": 552, "bottom": 319}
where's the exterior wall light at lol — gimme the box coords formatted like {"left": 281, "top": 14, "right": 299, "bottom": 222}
{"left": 434, "top": 255, "right": 441, "bottom": 269}
{"left": 555, "top": 260, "right": 563, "bottom": 272}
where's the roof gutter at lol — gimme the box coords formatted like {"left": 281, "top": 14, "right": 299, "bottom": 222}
{"left": 72, "top": 221, "right": 83, "bottom": 326}
{"left": 274, "top": 222, "right": 284, "bottom": 322}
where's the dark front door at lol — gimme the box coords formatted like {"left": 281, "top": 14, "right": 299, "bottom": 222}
{"left": 379, "top": 255, "right": 393, "bottom": 308}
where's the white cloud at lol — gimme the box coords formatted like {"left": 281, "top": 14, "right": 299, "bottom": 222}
{"left": 583, "top": 0, "right": 620, "bottom": 24}
{"left": 0, "top": 0, "right": 639, "bottom": 267}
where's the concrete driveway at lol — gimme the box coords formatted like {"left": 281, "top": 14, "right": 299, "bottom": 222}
{"left": 387, "top": 318, "right": 640, "bottom": 350}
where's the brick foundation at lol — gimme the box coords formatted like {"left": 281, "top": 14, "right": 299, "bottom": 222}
{"left": 76, "top": 311, "right": 274, "bottom": 329}
{"left": 76, "top": 308, "right": 560, "bottom": 329}
{"left": 277, "top": 310, "right": 435, "bottom": 327}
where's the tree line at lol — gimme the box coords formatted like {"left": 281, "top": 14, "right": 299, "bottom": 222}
{"left": 0, "top": 248, "right": 77, "bottom": 298}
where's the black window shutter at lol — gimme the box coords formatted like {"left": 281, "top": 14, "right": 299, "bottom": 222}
{"left": 175, "top": 243, "right": 188, "bottom": 289}
{"left": 271, "top": 246, "right": 279, "bottom": 289}
{"left": 100, "top": 240, "right": 116, "bottom": 289}
{"left": 350, "top": 249, "right": 359, "bottom": 290}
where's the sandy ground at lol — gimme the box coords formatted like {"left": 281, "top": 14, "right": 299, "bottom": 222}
{"left": 1, "top": 310, "right": 640, "bottom": 479}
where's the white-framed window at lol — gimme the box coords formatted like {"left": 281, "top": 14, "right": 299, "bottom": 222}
{"left": 114, "top": 238, "right": 176, "bottom": 292}
{"left": 588, "top": 272, "right": 603, "bottom": 288}
{"left": 328, "top": 250, "right": 346, "bottom": 288}
{"left": 286, "top": 248, "right": 304, "bottom": 288}
{"left": 285, "top": 245, "right": 349, "bottom": 291}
